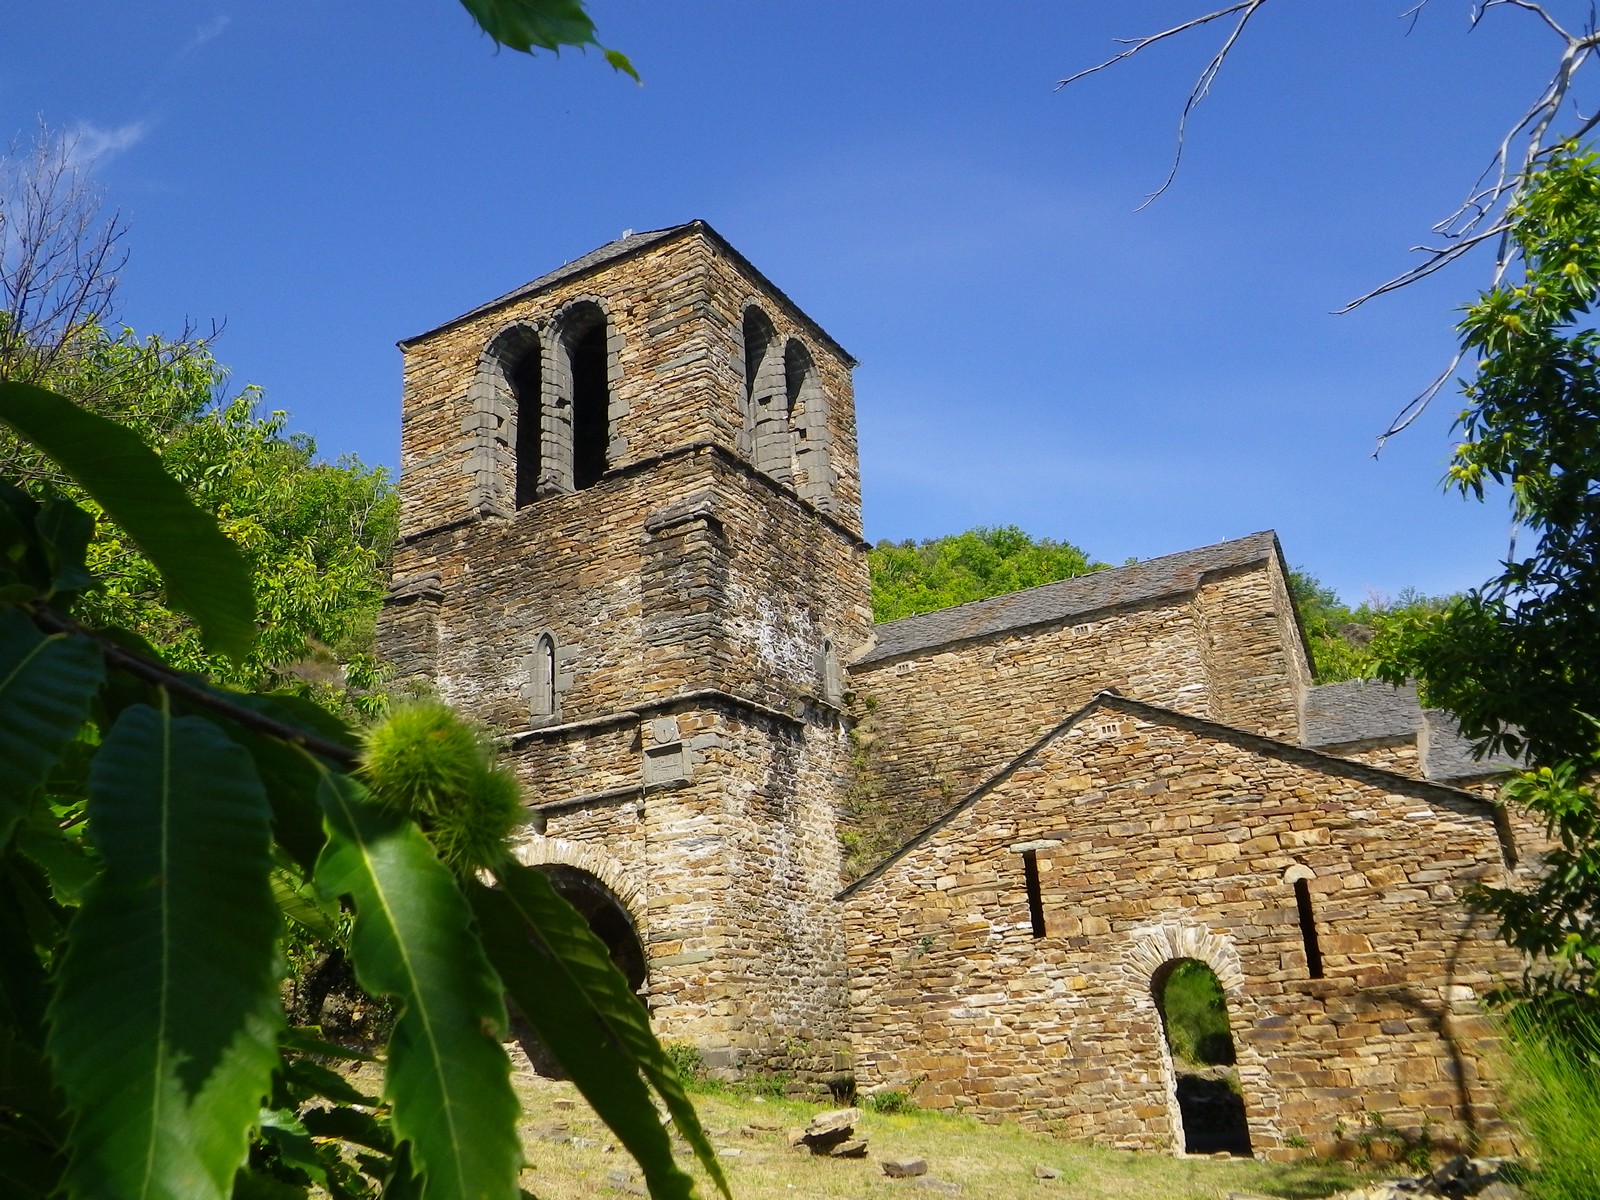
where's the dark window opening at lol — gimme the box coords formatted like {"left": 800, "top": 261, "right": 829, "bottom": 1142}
{"left": 1022, "top": 849, "right": 1046, "bottom": 938}
{"left": 511, "top": 350, "right": 542, "bottom": 508}
{"left": 743, "top": 308, "right": 774, "bottom": 403}
{"left": 570, "top": 323, "right": 609, "bottom": 490}
{"left": 1294, "top": 878, "right": 1325, "bottom": 979}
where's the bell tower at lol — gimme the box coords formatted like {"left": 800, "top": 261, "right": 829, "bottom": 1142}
{"left": 380, "top": 222, "right": 873, "bottom": 1076}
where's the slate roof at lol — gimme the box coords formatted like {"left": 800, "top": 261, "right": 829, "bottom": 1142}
{"left": 398, "top": 220, "right": 855, "bottom": 362}
{"left": 1422, "top": 709, "right": 1518, "bottom": 781}
{"left": 400, "top": 225, "right": 689, "bottom": 347}
{"left": 1302, "top": 679, "right": 1421, "bottom": 746}
{"left": 851, "top": 531, "right": 1281, "bottom": 667}
{"left": 1301, "top": 678, "right": 1515, "bottom": 782}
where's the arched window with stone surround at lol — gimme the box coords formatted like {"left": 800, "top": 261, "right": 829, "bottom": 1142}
{"left": 742, "top": 305, "right": 791, "bottom": 481}
{"left": 782, "top": 338, "right": 834, "bottom": 509}
{"left": 471, "top": 323, "right": 543, "bottom": 513}
{"left": 527, "top": 632, "right": 557, "bottom": 720}
{"left": 556, "top": 301, "right": 613, "bottom": 491}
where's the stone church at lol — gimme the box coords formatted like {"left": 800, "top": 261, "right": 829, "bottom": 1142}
{"left": 379, "top": 222, "right": 1534, "bottom": 1159}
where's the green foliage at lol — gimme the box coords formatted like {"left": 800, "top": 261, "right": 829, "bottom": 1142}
{"left": 456, "top": 0, "right": 637, "bottom": 78}
{"left": 0, "top": 378, "right": 255, "bottom": 661}
{"left": 315, "top": 771, "right": 522, "bottom": 1200}
{"left": 1373, "top": 145, "right": 1600, "bottom": 1009}
{"left": 661, "top": 1041, "right": 707, "bottom": 1086}
{"left": 1287, "top": 569, "right": 1450, "bottom": 684}
{"left": 3, "top": 327, "right": 397, "bottom": 710}
{"left": 0, "top": 381, "right": 717, "bottom": 1199}
{"left": 868, "top": 525, "right": 1107, "bottom": 622}
{"left": 1157, "top": 960, "right": 1234, "bottom": 1067}
{"left": 361, "top": 701, "right": 521, "bottom": 876}
{"left": 861, "top": 1089, "right": 917, "bottom": 1115}
{"left": 1503, "top": 1010, "right": 1600, "bottom": 1199}
{"left": 48, "top": 701, "right": 282, "bottom": 1200}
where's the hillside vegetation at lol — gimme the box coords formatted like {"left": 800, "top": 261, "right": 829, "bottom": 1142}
{"left": 867, "top": 527, "right": 1448, "bottom": 684}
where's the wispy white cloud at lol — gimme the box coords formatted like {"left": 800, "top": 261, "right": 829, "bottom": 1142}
{"left": 65, "top": 120, "right": 149, "bottom": 169}
{"left": 182, "top": 14, "right": 232, "bottom": 57}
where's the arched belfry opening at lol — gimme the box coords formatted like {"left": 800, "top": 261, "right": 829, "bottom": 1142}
{"left": 783, "top": 338, "right": 833, "bottom": 508}
{"left": 741, "top": 306, "right": 791, "bottom": 481}
{"left": 1151, "top": 958, "right": 1252, "bottom": 1156}
{"left": 509, "top": 343, "right": 542, "bottom": 509}
{"left": 476, "top": 323, "right": 543, "bottom": 512}
{"left": 558, "top": 302, "right": 612, "bottom": 491}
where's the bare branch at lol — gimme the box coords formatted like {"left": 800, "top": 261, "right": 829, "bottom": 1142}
{"left": 1138, "top": 1, "right": 1273, "bottom": 208}
{"left": 1373, "top": 347, "right": 1470, "bottom": 455}
{"left": 1401, "top": 1, "right": 1438, "bottom": 34}
{"left": 1335, "top": 222, "right": 1512, "bottom": 313}
{"left": 1057, "top": 2, "right": 1274, "bottom": 207}
{"left": 1054, "top": 3, "right": 1261, "bottom": 90}
{"left": 1058, "top": 2, "right": 1600, "bottom": 439}
{"left": 0, "top": 122, "right": 128, "bottom": 384}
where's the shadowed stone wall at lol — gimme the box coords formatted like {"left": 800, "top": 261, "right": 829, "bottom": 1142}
{"left": 846, "top": 547, "right": 1312, "bottom": 860}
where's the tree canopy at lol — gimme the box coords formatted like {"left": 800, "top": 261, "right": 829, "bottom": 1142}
{"left": 868, "top": 525, "right": 1108, "bottom": 622}
{"left": 1373, "top": 145, "right": 1600, "bottom": 1013}
{"left": 2, "top": 327, "right": 397, "bottom": 705}
{"left": 1288, "top": 569, "right": 1451, "bottom": 684}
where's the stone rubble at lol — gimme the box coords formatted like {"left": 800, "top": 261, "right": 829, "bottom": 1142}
{"left": 1287, "top": 1156, "right": 1525, "bottom": 1200}
{"left": 883, "top": 1156, "right": 929, "bottom": 1178}
{"left": 790, "top": 1106, "right": 867, "bottom": 1156}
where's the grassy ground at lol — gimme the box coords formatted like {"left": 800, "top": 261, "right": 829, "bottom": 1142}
{"left": 510, "top": 1070, "right": 1374, "bottom": 1200}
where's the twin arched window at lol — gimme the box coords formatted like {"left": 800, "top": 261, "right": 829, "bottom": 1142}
{"left": 741, "top": 305, "right": 834, "bottom": 509}
{"left": 478, "top": 302, "right": 615, "bottom": 510}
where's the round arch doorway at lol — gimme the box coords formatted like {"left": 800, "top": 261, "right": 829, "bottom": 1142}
{"left": 512, "top": 864, "right": 649, "bottom": 1078}
{"left": 1151, "top": 957, "right": 1252, "bottom": 1156}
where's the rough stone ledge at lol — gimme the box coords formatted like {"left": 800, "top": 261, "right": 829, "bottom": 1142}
{"left": 506, "top": 687, "right": 816, "bottom": 751}
{"left": 399, "top": 440, "right": 867, "bottom": 549}
{"left": 526, "top": 776, "right": 691, "bottom": 816}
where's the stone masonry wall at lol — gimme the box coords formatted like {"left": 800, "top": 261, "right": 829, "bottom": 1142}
{"left": 512, "top": 702, "right": 854, "bottom": 1074}
{"left": 843, "top": 698, "right": 1518, "bottom": 1159}
{"left": 379, "top": 226, "right": 870, "bottom": 1078}
{"left": 1196, "top": 559, "right": 1307, "bottom": 743}
{"left": 390, "top": 224, "right": 861, "bottom": 545}
{"left": 846, "top": 557, "right": 1310, "bottom": 863}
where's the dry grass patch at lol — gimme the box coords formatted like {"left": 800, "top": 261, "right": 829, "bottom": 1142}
{"left": 510, "top": 1071, "right": 1371, "bottom": 1200}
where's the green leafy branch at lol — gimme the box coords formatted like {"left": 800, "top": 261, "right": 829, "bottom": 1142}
{"left": 0, "top": 376, "right": 724, "bottom": 1199}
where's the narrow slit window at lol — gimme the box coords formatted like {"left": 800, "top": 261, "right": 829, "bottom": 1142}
{"left": 1293, "top": 877, "right": 1324, "bottom": 979}
{"left": 1022, "top": 849, "right": 1046, "bottom": 938}
{"left": 530, "top": 634, "right": 557, "bottom": 718}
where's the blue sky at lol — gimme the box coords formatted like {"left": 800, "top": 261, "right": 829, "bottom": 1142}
{"left": 5, "top": 2, "right": 1587, "bottom": 602}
